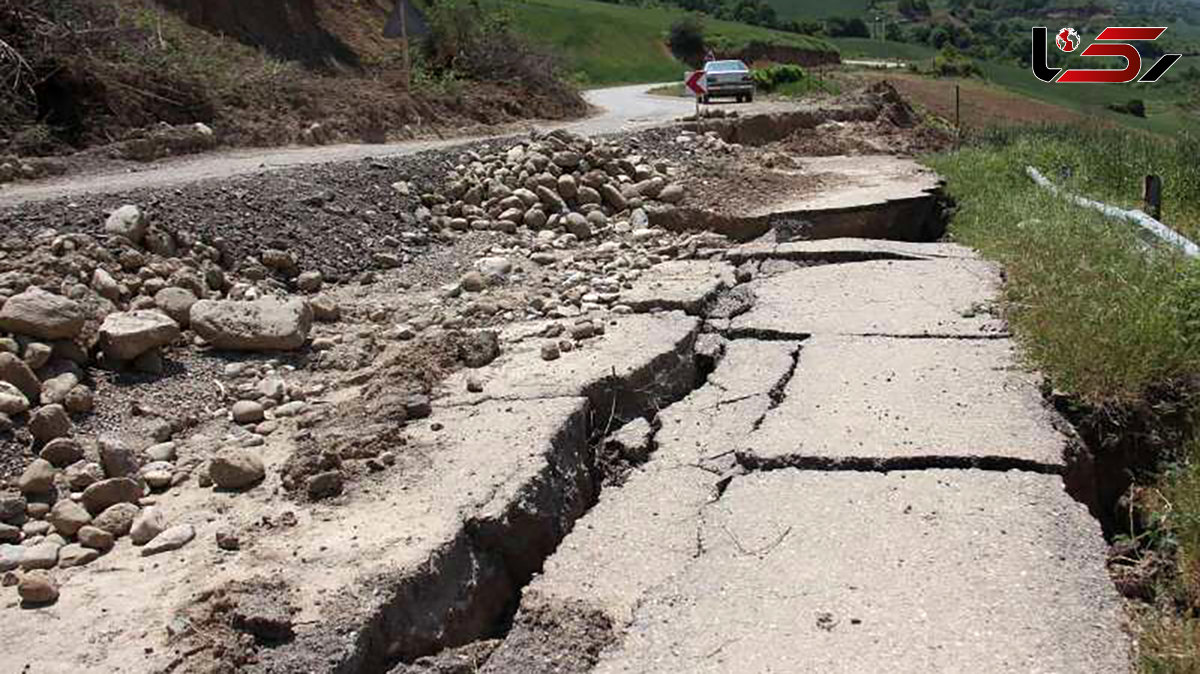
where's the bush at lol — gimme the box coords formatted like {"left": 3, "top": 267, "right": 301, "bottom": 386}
{"left": 668, "top": 15, "right": 707, "bottom": 67}
{"left": 1109, "top": 98, "right": 1147, "bottom": 118}
{"left": 826, "top": 17, "right": 870, "bottom": 38}
{"left": 933, "top": 46, "right": 982, "bottom": 77}
{"left": 751, "top": 64, "right": 806, "bottom": 91}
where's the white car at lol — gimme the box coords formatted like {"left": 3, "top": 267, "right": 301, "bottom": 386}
{"left": 702, "top": 60, "right": 755, "bottom": 103}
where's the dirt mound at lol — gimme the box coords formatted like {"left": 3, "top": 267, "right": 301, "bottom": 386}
{"left": 156, "top": 0, "right": 362, "bottom": 68}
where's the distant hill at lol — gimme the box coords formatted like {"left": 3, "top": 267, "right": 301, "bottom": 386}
{"left": 508, "top": 0, "right": 839, "bottom": 85}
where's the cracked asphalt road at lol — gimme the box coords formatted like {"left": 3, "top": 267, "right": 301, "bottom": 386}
{"left": 490, "top": 239, "right": 1131, "bottom": 673}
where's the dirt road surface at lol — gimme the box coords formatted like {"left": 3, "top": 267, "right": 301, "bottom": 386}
{"left": 0, "top": 84, "right": 709, "bottom": 209}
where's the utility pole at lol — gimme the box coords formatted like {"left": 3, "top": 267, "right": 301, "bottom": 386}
{"left": 400, "top": 0, "right": 411, "bottom": 89}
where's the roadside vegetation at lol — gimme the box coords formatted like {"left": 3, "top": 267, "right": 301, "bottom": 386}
{"left": 929, "top": 124, "right": 1200, "bottom": 671}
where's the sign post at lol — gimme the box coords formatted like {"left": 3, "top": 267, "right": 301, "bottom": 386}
{"left": 685, "top": 70, "right": 707, "bottom": 117}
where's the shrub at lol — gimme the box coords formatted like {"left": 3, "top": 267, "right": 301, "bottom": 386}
{"left": 1108, "top": 98, "right": 1147, "bottom": 118}
{"left": 933, "top": 46, "right": 982, "bottom": 77}
{"left": 826, "top": 17, "right": 870, "bottom": 38}
{"left": 751, "top": 64, "right": 806, "bottom": 91}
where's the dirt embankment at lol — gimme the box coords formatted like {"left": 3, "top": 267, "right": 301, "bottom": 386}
{"left": 0, "top": 0, "right": 586, "bottom": 169}
{"left": 725, "top": 42, "right": 841, "bottom": 68}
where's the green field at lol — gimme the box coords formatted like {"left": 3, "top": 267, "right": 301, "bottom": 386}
{"left": 509, "top": 0, "right": 837, "bottom": 84}
{"left": 832, "top": 37, "right": 936, "bottom": 61}
{"left": 833, "top": 37, "right": 1195, "bottom": 134}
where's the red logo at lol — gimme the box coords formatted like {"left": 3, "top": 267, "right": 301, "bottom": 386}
{"left": 1032, "top": 26, "right": 1182, "bottom": 84}
{"left": 1056, "top": 27, "right": 1080, "bottom": 52}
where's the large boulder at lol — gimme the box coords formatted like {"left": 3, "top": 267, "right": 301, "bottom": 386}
{"left": 98, "top": 310, "right": 180, "bottom": 361}
{"left": 190, "top": 298, "right": 312, "bottom": 351}
{"left": 0, "top": 287, "right": 84, "bottom": 340}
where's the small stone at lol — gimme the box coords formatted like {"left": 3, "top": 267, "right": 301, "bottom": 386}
{"left": 141, "top": 524, "right": 195, "bottom": 556}
{"left": 98, "top": 310, "right": 180, "bottom": 361}
{"left": 0, "top": 381, "right": 29, "bottom": 415}
{"left": 48, "top": 499, "right": 91, "bottom": 537}
{"left": 100, "top": 435, "right": 141, "bottom": 478}
{"left": 460, "top": 271, "right": 486, "bottom": 293}
{"left": 306, "top": 471, "right": 343, "bottom": 500}
{"left": 22, "top": 342, "right": 51, "bottom": 370}
{"left": 40, "top": 372, "right": 78, "bottom": 406}
{"left": 404, "top": 394, "right": 432, "bottom": 420}
{"left": 18, "top": 459, "right": 56, "bottom": 496}
{"left": 29, "top": 404, "right": 71, "bottom": 444}
{"left": 64, "top": 461, "right": 104, "bottom": 491}
{"left": 231, "top": 400, "right": 265, "bottom": 424}
{"left": 273, "top": 401, "right": 307, "bottom": 418}
{"left": 58, "top": 543, "right": 99, "bottom": 568}
{"left": 92, "top": 502, "right": 139, "bottom": 536}
{"left": 17, "top": 570, "right": 58, "bottom": 604}
{"left": 466, "top": 376, "right": 484, "bottom": 393}
{"left": 209, "top": 450, "right": 265, "bottom": 490}
{"left": 0, "top": 494, "right": 27, "bottom": 524}
{"left": 19, "top": 542, "right": 59, "bottom": 570}
{"left": 0, "top": 352, "right": 40, "bottom": 404}
{"left": 39, "top": 437, "right": 83, "bottom": 467}
{"left": 0, "top": 544, "right": 25, "bottom": 572}
{"left": 296, "top": 271, "right": 323, "bottom": 293}
{"left": 63, "top": 385, "right": 94, "bottom": 414}
{"left": 659, "top": 184, "right": 685, "bottom": 203}
{"left": 130, "top": 506, "right": 168, "bottom": 545}
{"left": 541, "top": 342, "right": 561, "bottom": 361}
{"left": 144, "top": 441, "right": 178, "bottom": 462}
{"left": 154, "top": 287, "right": 198, "bottom": 327}
{"left": 77, "top": 525, "right": 115, "bottom": 551}
{"left": 0, "top": 523, "right": 19, "bottom": 543}
{"left": 216, "top": 527, "right": 240, "bottom": 551}
{"left": 140, "top": 461, "right": 175, "bottom": 490}
{"left": 105, "top": 204, "right": 147, "bottom": 243}
{"left": 565, "top": 213, "right": 591, "bottom": 240}
{"left": 81, "top": 477, "right": 143, "bottom": 515}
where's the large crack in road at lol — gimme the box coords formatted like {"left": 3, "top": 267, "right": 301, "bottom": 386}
{"left": 427, "top": 235, "right": 1130, "bottom": 673}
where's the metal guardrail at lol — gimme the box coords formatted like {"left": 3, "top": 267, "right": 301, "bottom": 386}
{"left": 1026, "top": 166, "right": 1200, "bottom": 259}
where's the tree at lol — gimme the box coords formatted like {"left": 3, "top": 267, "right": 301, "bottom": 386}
{"left": 826, "top": 17, "right": 870, "bottom": 38}
{"left": 668, "top": 16, "right": 707, "bottom": 67}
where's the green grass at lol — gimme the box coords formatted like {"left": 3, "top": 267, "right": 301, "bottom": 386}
{"left": 830, "top": 36, "right": 1197, "bottom": 134}
{"left": 977, "top": 60, "right": 1199, "bottom": 136}
{"left": 832, "top": 37, "right": 936, "bottom": 61}
{"left": 927, "top": 126, "right": 1200, "bottom": 403}
{"left": 507, "top": 0, "right": 836, "bottom": 85}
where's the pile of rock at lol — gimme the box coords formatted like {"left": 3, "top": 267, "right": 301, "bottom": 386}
{"left": 0, "top": 155, "right": 67, "bottom": 185}
{"left": 2, "top": 434, "right": 197, "bottom": 603}
{"left": 427, "top": 128, "right": 685, "bottom": 241}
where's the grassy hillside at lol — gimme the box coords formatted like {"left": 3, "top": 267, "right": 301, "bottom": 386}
{"left": 508, "top": 0, "right": 837, "bottom": 84}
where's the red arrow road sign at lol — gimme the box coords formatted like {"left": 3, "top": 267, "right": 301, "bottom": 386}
{"left": 685, "top": 70, "right": 707, "bottom": 96}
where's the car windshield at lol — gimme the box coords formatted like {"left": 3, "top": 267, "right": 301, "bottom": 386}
{"left": 705, "top": 61, "right": 746, "bottom": 72}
